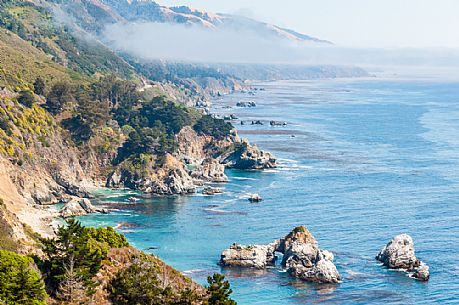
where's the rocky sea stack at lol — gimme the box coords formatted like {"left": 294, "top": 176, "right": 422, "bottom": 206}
{"left": 219, "top": 226, "right": 340, "bottom": 284}
{"left": 376, "top": 234, "right": 430, "bottom": 281}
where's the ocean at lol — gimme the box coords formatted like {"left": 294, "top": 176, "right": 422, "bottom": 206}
{"left": 81, "top": 78, "right": 459, "bottom": 304}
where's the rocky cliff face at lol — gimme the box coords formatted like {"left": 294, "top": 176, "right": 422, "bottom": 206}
{"left": 106, "top": 126, "right": 276, "bottom": 195}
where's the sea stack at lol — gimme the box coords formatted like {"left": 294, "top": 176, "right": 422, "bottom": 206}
{"left": 219, "top": 226, "right": 340, "bottom": 284}
{"left": 376, "top": 234, "right": 430, "bottom": 281}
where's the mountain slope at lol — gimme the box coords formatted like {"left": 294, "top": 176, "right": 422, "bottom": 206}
{"left": 55, "top": 0, "right": 330, "bottom": 44}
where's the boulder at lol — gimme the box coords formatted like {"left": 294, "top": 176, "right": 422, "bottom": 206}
{"left": 236, "top": 101, "right": 256, "bottom": 108}
{"left": 412, "top": 263, "right": 430, "bottom": 281}
{"left": 219, "top": 242, "right": 278, "bottom": 269}
{"left": 376, "top": 234, "right": 429, "bottom": 281}
{"left": 60, "top": 198, "right": 97, "bottom": 218}
{"left": 270, "top": 120, "right": 287, "bottom": 126}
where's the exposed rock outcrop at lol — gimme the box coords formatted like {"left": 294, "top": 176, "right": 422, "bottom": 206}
{"left": 376, "top": 234, "right": 429, "bottom": 281}
{"left": 219, "top": 242, "right": 279, "bottom": 269}
{"left": 280, "top": 227, "right": 340, "bottom": 283}
{"left": 191, "top": 158, "right": 228, "bottom": 183}
{"left": 219, "top": 226, "right": 340, "bottom": 284}
{"left": 60, "top": 198, "right": 107, "bottom": 218}
{"left": 106, "top": 154, "right": 196, "bottom": 196}
{"left": 223, "top": 141, "right": 276, "bottom": 170}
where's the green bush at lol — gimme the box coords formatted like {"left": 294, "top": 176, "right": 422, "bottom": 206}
{"left": 0, "top": 250, "right": 47, "bottom": 305}
{"left": 17, "top": 90, "right": 35, "bottom": 108}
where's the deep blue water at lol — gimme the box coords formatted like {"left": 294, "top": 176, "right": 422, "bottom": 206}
{"left": 81, "top": 79, "right": 459, "bottom": 305}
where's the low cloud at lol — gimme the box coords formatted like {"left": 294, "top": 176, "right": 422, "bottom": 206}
{"left": 103, "top": 22, "right": 459, "bottom": 69}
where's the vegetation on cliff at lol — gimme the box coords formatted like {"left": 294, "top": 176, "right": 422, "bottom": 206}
{"left": 0, "top": 220, "right": 236, "bottom": 305}
{"left": 0, "top": 250, "right": 47, "bottom": 305}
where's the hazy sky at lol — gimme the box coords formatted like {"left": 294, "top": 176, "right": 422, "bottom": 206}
{"left": 157, "top": 0, "right": 459, "bottom": 48}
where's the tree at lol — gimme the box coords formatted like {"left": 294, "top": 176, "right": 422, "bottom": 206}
{"left": 39, "top": 219, "right": 104, "bottom": 292}
{"left": 57, "top": 256, "right": 89, "bottom": 305}
{"left": 33, "top": 77, "right": 46, "bottom": 96}
{"left": 62, "top": 86, "right": 111, "bottom": 143}
{"left": 45, "top": 82, "right": 75, "bottom": 115}
{"left": 205, "top": 274, "right": 236, "bottom": 305}
{"left": 108, "top": 258, "right": 168, "bottom": 305}
{"left": 0, "top": 250, "right": 47, "bottom": 305}
{"left": 193, "top": 116, "right": 233, "bottom": 139}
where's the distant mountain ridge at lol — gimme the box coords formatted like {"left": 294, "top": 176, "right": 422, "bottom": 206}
{"left": 65, "top": 0, "right": 331, "bottom": 44}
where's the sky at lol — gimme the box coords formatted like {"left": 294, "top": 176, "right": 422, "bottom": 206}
{"left": 157, "top": 0, "right": 459, "bottom": 48}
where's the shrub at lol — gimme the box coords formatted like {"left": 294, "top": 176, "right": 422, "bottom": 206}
{"left": 84, "top": 226, "right": 129, "bottom": 249}
{"left": 0, "top": 250, "right": 47, "bottom": 305}
{"left": 17, "top": 90, "right": 35, "bottom": 108}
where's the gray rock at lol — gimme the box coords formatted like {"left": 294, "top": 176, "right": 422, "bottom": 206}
{"left": 60, "top": 198, "right": 96, "bottom": 218}
{"left": 376, "top": 234, "right": 429, "bottom": 281}
{"left": 219, "top": 242, "right": 278, "bottom": 269}
{"left": 191, "top": 159, "right": 228, "bottom": 183}
{"left": 280, "top": 227, "right": 340, "bottom": 284}
{"left": 219, "top": 226, "right": 340, "bottom": 284}
{"left": 223, "top": 141, "right": 276, "bottom": 170}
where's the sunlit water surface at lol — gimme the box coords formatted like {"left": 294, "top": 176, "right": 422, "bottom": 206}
{"left": 81, "top": 79, "right": 459, "bottom": 304}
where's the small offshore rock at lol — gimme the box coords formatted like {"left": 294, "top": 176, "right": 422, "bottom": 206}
{"left": 202, "top": 187, "right": 223, "bottom": 195}
{"left": 412, "top": 263, "right": 430, "bottom": 281}
{"left": 376, "top": 234, "right": 429, "bottom": 281}
{"left": 223, "top": 141, "right": 276, "bottom": 170}
{"left": 236, "top": 101, "right": 256, "bottom": 108}
{"left": 248, "top": 194, "right": 263, "bottom": 202}
{"left": 270, "top": 121, "right": 287, "bottom": 126}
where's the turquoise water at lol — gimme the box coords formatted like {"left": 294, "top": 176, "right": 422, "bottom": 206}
{"left": 81, "top": 79, "right": 459, "bottom": 304}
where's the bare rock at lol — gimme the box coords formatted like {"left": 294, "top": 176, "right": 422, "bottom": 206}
{"left": 219, "top": 242, "right": 278, "bottom": 269}
{"left": 223, "top": 140, "right": 276, "bottom": 170}
{"left": 412, "top": 263, "right": 430, "bottom": 281}
{"left": 191, "top": 158, "right": 228, "bottom": 183}
{"left": 376, "top": 234, "right": 429, "bottom": 281}
{"left": 376, "top": 234, "right": 420, "bottom": 270}
{"left": 60, "top": 198, "right": 96, "bottom": 218}
{"left": 219, "top": 226, "right": 340, "bottom": 284}
{"left": 280, "top": 227, "right": 340, "bottom": 284}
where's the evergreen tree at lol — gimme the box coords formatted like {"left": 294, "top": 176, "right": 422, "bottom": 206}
{"left": 0, "top": 250, "right": 47, "bottom": 305}
{"left": 205, "top": 274, "right": 237, "bottom": 305}
{"left": 57, "top": 256, "right": 89, "bottom": 305}
{"left": 45, "top": 82, "right": 75, "bottom": 115}
{"left": 108, "top": 259, "right": 167, "bottom": 305}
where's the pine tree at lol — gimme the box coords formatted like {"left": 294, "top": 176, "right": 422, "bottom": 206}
{"left": 205, "top": 274, "right": 237, "bottom": 305}
{"left": 57, "top": 255, "right": 89, "bottom": 305}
